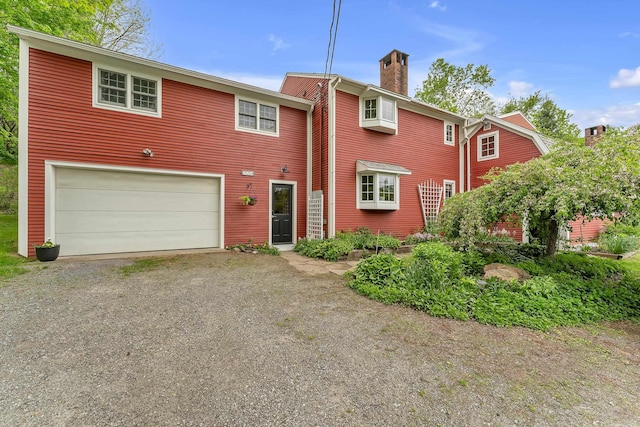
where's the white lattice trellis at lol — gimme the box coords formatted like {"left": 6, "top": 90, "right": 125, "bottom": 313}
{"left": 418, "top": 179, "right": 443, "bottom": 228}
{"left": 306, "top": 191, "right": 324, "bottom": 240}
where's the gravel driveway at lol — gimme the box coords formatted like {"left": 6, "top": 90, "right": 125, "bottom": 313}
{"left": 1, "top": 252, "right": 639, "bottom": 426}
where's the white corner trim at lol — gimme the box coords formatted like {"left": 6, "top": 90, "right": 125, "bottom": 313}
{"left": 328, "top": 77, "right": 339, "bottom": 238}
{"left": 306, "top": 109, "right": 313, "bottom": 203}
{"left": 268, "top": 180, "right": 297, "bottom": 246}
{"left": 18, "top": 40, "right": 29, "bottom": 256}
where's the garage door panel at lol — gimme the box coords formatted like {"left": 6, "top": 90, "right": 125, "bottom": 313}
{"left": 57, "top": 229, "right": 219, "bottom": 256}
{"left": 54, "top": 168, "right": 221, "bottom": 255}
{"left": 56, "top": 211, "right": 220, "bottom": 234}
{"left": 56, "top": 188, "right": 219, "bottom": 212}
{"left": 56, "top": 168, "right": 220, "bottom": 194}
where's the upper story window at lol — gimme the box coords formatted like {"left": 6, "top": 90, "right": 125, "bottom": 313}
{"left": 444, "top": 122, "right": 454, "bottom": 146}
{"left": 478, "top": 131, "right": 499, "bottom": 161}
{"left": 93, "top": 64, "right": 161, "bottom": 117}
{"left": 236, "top": 97, "right": 279, "bottom": 136}
{"left": 360, "top": 95, "right": 397, "bottom": 134}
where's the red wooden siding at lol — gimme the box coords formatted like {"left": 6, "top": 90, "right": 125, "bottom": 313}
{"left": 282, "top": 75, "right": 329, "bottom": 235}
{"left": 27, "top": 49, "right": 308, "bottom": 255}
{"left": 468, "top": 126, "right": 542, "bottom": 190}
{"left": 569, "top": 218, "right": 606, "bottom": 244}
{"left": 500, "top": 113, "right": 536, "bottom": 131}
{"left": 333, "top": 91, "right": 459, "bottom": 238}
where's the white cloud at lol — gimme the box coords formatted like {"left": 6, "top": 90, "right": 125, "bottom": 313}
{"left": 268, "top": 34, "right": 290, "bottom": 53}
{"left": 429, "top": 1, "right": 447, "bottom": 11}
{"left": 619, "top": 31, "right": 640, "bottom": 38}
{"left": 610, "top": 66, "right": 640, "bottom": 88}
{"left": 508, "top": 80, "right": 534, "bottom": 96}
{"left": 571, "top": 103, "right": 640, "bottom": 131}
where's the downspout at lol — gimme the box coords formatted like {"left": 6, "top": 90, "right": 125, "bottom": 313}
{"left": 466, "top": 132, "right": 471, "bottom": 191}
{"left": 327, "top": 76, "right": 340, "bottom": 238}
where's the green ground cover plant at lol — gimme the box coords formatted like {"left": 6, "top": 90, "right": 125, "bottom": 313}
{"left": 347, "top": 241, "right": 640, "bottom": 331}
{"left": 294, "top": 228, "right": 401, "bottom": 261}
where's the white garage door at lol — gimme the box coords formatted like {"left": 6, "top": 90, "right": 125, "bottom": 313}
{"left": 55, "top": 168, "right": 221, "bottom": 256}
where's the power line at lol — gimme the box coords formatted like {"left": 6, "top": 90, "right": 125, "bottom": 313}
{"left": 323, "top": 0, "right": 342, "bottom": 79}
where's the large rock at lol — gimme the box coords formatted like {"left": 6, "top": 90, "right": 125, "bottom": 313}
{"left": 483, "top": 263, "right": 531, "bottom": 281}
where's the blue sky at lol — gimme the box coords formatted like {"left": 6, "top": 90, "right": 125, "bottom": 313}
{"left": 144, "top": 0, "right": 640, "bottom": 133}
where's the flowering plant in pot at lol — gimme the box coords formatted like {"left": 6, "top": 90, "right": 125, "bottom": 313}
{"left": 240, "top": 195, "right": 257, "bottom": 205}
{"left": 34, "top": 239, "right": 60, "bottom": 262}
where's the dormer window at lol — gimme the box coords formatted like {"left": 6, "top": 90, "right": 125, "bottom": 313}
{"left": 360, "top": 95, "right": 397, "bottom": 134}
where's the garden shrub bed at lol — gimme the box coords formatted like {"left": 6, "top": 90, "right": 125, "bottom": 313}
{"left": 346, "top": 241, "right": 640, "bottom": 331}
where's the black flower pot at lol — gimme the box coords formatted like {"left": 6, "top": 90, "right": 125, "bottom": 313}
{"left": 35, "top": 245, "right": 60, "bottom": 262}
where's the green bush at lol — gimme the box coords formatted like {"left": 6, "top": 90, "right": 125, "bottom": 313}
{"left": 346, "top": 241, "right": 640, "bottom": 331}
{"left": 407, "top": 242, "right": 462, "bottom": 289}
{"left": 295, "top": 228, "right": 401, "bottom": 261}
{"left": 0, "top": 166, "right": 17, "bottom": 214}
{"left": 598, "top": 234, "right": 639, "bottom": 254}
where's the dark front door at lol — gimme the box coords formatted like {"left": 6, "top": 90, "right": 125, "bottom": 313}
{"left": 272, "top": 184, "right": 293, "bottom": 244}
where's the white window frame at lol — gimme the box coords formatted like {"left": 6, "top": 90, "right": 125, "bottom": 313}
{"left": 235, "top": 96, "right": 280, "bottom": 137}
{"left": 92, "top": 63, "right": 162, "bottom": 118}
{"left": 444, "top": 121, "right": 454, "bottom": 146}
{"left": 477, "top": 131, "right": 499, "bottom": 161}
{"left": 359, "top": 95, "right": 398, "bottom": 134}
{"left": 357, "top": 172, "right": 400, "bottom": 210}
{"left": 443, "top": 179, "right": 456, "bottom": 201}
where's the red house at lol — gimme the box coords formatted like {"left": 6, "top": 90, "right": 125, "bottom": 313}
{"left": 13, "top": 27, "right": 599, "bottom": 258}
{"left": 12, "top": 26, "right": 313, "bottom": 257}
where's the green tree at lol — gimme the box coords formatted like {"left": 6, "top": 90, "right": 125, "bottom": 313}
{"left": 94, "top": 0, "right": 161, "bottom": 59}
{"left": 501, "top": 91, "right": 581, "bottom": 142}
{"left": 440, "top": 128, "right": 640, "bottom": 256}
{"left": 415, "top": 58, "right": 496, "bottom": 117}
{"left": 0, "top": 0, "right": 159, "bottom": 164}
{"left": 0, "top": 0, "right": 107, "bottom": 164}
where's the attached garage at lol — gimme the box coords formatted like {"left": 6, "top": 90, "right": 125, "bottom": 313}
{"left": 51, "top": 166, "right": 222, "bottom": 256}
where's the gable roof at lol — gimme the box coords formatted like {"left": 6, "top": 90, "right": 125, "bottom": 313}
{"left": 465, "top": 114, "right": 554, "bottom": 154}
{"left": 283, "top": 72, "right": 466, "bottom": 124}
{"left": 9, "top": 25, "right": 315, "bottom": 112}
{"left": 498, "top": 111, "right": 537, "bottom": 131}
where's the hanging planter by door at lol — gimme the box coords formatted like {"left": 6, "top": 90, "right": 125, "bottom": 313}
{"left": 240, "top": 183, "right": 257, "bottom": 205}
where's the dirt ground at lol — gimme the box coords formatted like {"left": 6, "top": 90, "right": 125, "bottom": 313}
{"left": 1, "top": 252, "right": 638, "bottom": 426}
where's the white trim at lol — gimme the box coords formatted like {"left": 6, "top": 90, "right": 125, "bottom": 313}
{"left": 444, "top": 121, "right": 455, "bottom": 146}
{"left": 18, "top": 39, "right": 29, "bottom": 256}
{"left": 234, "top": 96, "right": 280, "bottom": 137}
{"left": 306, "top": 109, "right": 313, "bottom": 204}
{"left": 356, "top": 172, "right": 401, "bottom": 210}
{"left": 268, "top": 180, "right": 297, "bottom": 246}
{"left": 477, "top": 131, "right": 499, "bottom": 161}
{"left": 92, "top": 62, "right": 162, "bottom": 118}
{"left": 466, "top": 139, "right": 471, "bottom": 191}
{"left": 43, "top": 161, "right": 225, "bottom": 250}
{"left": 9, "top": 26, "right": 314, "bottom": 113}
{"left": 328, "top": 77, "right": 339, "bottom": 238}
{"left": 483, "top": 122, "right": 491, "bottom": 131}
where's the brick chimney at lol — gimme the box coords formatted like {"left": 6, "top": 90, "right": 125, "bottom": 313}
{"left": 585, "top": 125, "right": 606, "bottom": 146}
{"left": 380, "top": 50, "right": 409, "bottom": 96}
